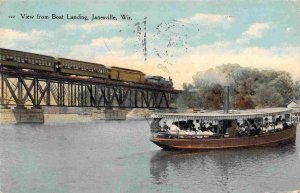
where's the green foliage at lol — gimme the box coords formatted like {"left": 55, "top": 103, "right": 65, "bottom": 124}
{"left": 176, "top": 83, "right": 199, "bottom": 110}
{"left": 254, "top": 86, "right": 284, "bottom": 107}
{"left": 295, "top": 81, "right": 300, "bottom": 100}
{"left": 175, "top": 64, "right": 297, "bottom": 110}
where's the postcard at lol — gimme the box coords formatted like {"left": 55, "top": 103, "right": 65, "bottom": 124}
{"left": 0, "top": 0, "right": 299, "bottom": 193}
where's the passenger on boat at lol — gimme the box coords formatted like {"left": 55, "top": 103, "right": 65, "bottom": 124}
{"left": 169, "top": 123, "right": 180, "bottom": 135}
{"left": 261, "top": 120, "right": 277, "bottom": 133}
{"left": 260, "top": 126, "right": 268, "bottom": 134}
{"left": 276, "top": 116, "right": 282, "bottom": 124}
{"left": 195, "top": 120, "right": 201, "bottom": 130}
{"left": 248, "top": 119, "right": 261, "bottom": 136}
{"left": 195, "top": 130, "right": 203, "bottom": 138}
{"left": 237, "top": 120, "right": 255, "bottom": 136}
{"left": 207, "top": 123, "right": 214, "bottom": 132}
{"left": 273, "top": 116, "right": 283, "bottom": 130}
{"left": 264, "top": 117, "right": 270, "bottom": 126}
{"left": 241, "top": 120, "right": 250, "bottom": 135}
{"left": 173, "top": 121, "right": 188, "bottom": 130}
{"left": 275, "top": 121, "right": 283, "bottom": 131}
{"left": 162, "top": 121, "right": 169, "bottom": 131}
{"left": 201, "top": 123, "right": 208, "bottom": 132}
{"left": 269, "top": 124, "right": 277, "bottom": 133}
{"left": 247, "top": 120, "right": 255, "bottom": 136}
{"left": 241, "top": 120, "right": 249, "bottom": 127}
{"left": 202, "top": 130, "right": 214, "bottom": 137}
{"left": 187, "top": 120, "right": 197, "bottom": 132}
{"left": 282, "top": 119, "right": 289, "bottom": 129}
{"left": 255, "top": 125, "right": 261, "bottom": 135}
{"left": 236, "top": 122, "right": 242, "bottom": 136}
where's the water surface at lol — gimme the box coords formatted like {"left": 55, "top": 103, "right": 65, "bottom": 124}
{"left": 0, "top": 120, "right": 299, "bottom": 193}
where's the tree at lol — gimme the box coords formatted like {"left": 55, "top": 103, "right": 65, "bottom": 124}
{"left": 295, "top": 81, "right": 300, "bottom": 100}
{"left": 254, "top": 86, "right": 284, "bottom": 107}
{"left": 175, "top": 83, "right": 199, "bottom": 109}
{"left": 232, "top": 94, "right": 255, "bottom": 109}
{"left": 176, "top": 64, "right": 297, "bottom": 110}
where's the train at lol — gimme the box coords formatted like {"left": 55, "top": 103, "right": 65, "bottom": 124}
{"left": 0, "top": 48, "right": 173, "bottom": 88}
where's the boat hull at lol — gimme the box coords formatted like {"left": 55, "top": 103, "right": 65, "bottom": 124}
{"left": 150, "top": 126, "right": 296, "bottom": 151}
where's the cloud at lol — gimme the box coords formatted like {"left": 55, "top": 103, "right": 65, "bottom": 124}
{"left": 179, "top": 13, "right": 234, "bottom": 24}
{"left": 0, "top": 28, "right": 47, "bottom": 47}
{"left": 243, "top": 23, "right": 271, "bottom": 38}
{"left": 66, "top": 36, "right": 135, "bottom": 62}
{"left": 0, "top": 28, "right": 69, "bottom": 57}
{"left": 0, "top": 28, "right": 31, "bottom": 47}
{"left": 68, "top": 40, "right": 300, "bottom": 89}
{"left": 286, "top": 26, "right": 296, "bottom": 33}
{"left": 1, "top": 27, "right": 298, "bottom": 89}
{"left": 91, "top": 37, "right": 126, "bottom": 47}
{"left": 172, "top": 44, "right": 299, "bottom": 87}
{"left": 236, "top": 22, "right": 271, "bottom": 44}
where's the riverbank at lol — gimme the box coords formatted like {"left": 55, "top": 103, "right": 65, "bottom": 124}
{"left": 44, "top": 114, "right": 92, "bottom": 122}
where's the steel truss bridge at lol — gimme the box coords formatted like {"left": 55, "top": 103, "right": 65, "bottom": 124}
{"left": 0, "top": 67, "right": 179, "bottom": 109}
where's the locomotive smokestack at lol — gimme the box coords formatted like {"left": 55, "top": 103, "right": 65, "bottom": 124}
{"left": 224, "top": 86, "right": 229, "bottom": 113}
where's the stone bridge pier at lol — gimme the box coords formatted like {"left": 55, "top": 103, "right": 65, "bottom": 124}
{"left": 0, "top": 107, "right": 44, "bottom": 124}
{"left": 91, "top": 107, "right": 127, "bottom": 120}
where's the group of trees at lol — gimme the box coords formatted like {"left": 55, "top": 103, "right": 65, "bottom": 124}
{"left": 176, "top": 64, "right": 298, "bottom": 110}
{"left": 295, "top": 81, "right": 300, "bottom": 100}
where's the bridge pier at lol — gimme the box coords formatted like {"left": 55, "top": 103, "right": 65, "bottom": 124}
{"left": 91, "top": 108, "right": 127, "bottom": 120}
{"left": 0, "top": 107, "right": 44, "bottom": 124}
{"left": 0, "top": 104, "right": 9, "bottom": 109}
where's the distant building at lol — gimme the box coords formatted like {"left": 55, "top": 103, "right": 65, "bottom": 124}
{"left": 287, "top": 99, "right": 300, "bottom": 109}
{"left": 287, "top": 99, "right": 300, "bottom": 123}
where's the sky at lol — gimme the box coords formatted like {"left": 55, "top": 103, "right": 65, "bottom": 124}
{"left": 0, "top": 0, "right": 299, "bottom": 88}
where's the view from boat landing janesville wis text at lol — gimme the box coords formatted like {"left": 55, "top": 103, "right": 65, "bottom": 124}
{"left": 17, "top": 13, "right": 133, "bottom": 21}
{"left": 1, "top": 0, "right": 300, "bottom": 193}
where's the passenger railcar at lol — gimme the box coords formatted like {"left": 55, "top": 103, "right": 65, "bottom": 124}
{"left": 0, "top": 48, "right": 56, "bottom": 72}
{"left": 109, "top": 66, "right": 145, "bottom": 83}
{"left": 0, "top": 48, "right": 174, "bottom": 88}
{"left": 58, "top": 58, "right": 109, "bottom": 79}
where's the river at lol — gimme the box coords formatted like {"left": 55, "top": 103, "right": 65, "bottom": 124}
{"left": 0, "top": 120, "right": 299, "bottom": 193}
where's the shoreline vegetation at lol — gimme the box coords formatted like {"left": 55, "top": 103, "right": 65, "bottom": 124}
{"left": 176, "top": 64, "right": 300, "bottom": 111}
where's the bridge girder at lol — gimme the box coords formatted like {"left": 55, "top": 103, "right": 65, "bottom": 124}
{"left": 0, "top": 68, "right": 179, "bottom": 109}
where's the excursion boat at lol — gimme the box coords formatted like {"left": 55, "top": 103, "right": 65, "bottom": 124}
{"left": 149, "top": 108, "right": 297, "bottom": 151}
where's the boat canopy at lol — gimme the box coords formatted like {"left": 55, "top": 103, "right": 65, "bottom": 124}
{"left": 151, "top": 108, "right": 292, "bottom": 120}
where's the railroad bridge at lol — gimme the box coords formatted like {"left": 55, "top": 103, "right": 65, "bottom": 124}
{"left": 0, "top": 67, "right": 179, "bottom": 123}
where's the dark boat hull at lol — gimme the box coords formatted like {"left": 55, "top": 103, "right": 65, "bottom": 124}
{"left": 150, "top": 126, "right": 296, "bottom": 151}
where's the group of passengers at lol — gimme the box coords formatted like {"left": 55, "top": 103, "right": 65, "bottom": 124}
{"left": 160, "top": 116, "right": 292, "bottom": 137}
{"left": 236, "top": 116, "right": 290, "bottom": 136}
{"left": 162, "top": 120, "right": 217, "bottom": 137}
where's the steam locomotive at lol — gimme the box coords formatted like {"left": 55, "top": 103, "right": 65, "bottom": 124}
{"left": 0, "top": 48, "right": 173, "bottom": 88}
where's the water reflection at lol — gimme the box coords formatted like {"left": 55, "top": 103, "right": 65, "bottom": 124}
{"left": 150, "top": 144, "right": 298, "bottom": 193}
